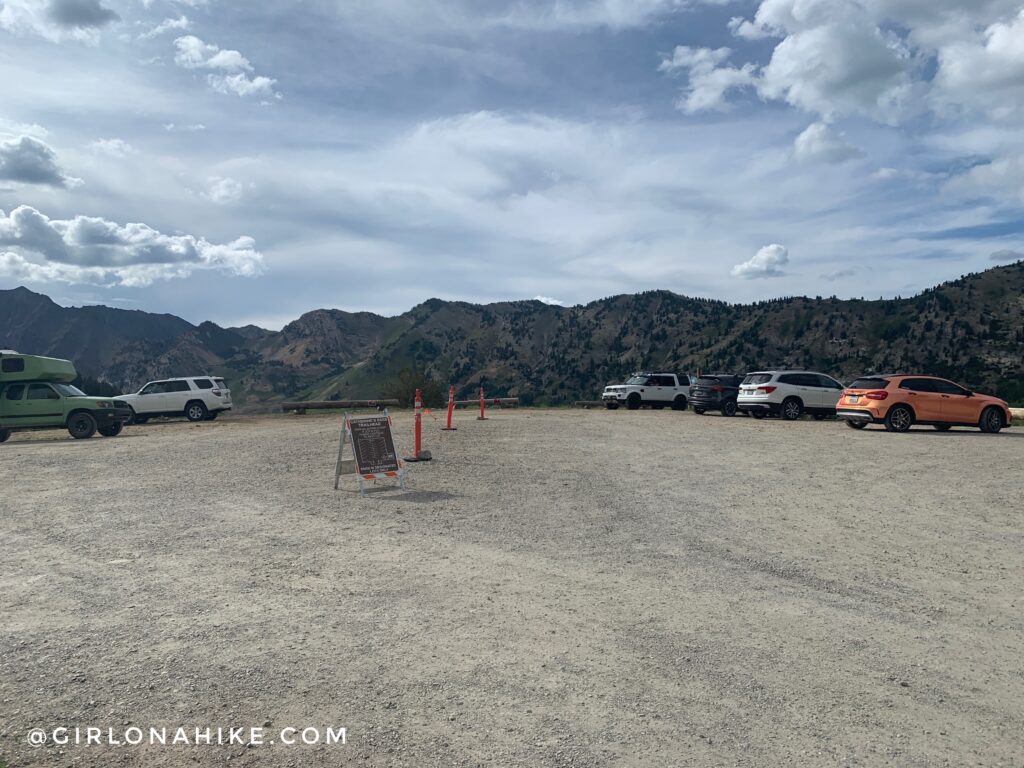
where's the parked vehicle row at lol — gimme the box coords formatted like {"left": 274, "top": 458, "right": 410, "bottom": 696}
{"left": 601, "top": 367, "right": 1012, "bottom": 434}
{"left": 0, "top": 350, "right": 232, "bottom": 442}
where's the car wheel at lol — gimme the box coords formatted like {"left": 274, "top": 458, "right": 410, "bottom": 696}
{"left": 626, "top": 394, "right": 641, "bottom": 411}
{"left": 0, "top": 428, "right": 10, "bottom": 443}
{"left": 605, "top": 402, "right": 619, "bottom": 410}
{"left": 845, "top": 420, "right": 868, "bottom": 430}
{"left": 979, "top": 406, "right": 1003, "bottom": 434}
{"left": 933, "top": 424, "right": 951, "bottom": 432}
{"left": 884, "top": 405, "right": 914, "bottom": 433}
{"left": 671, "top": 395, "right": 688, "bottom": 411}
{"left": 781, "top": 398, "right": 803, "bottom": 421}
{"left": 750, "top": 411, "right": 766, "bottom": 420}
{"left": 693, "top": 407, "right": 705, "bottom": 415}
{"left": 185, "top": 401, "right": 209, "bottom": 422}
{"left": 98, "top": 423, "right": 123, "bottom": 437}
{"left": 722, "top": 400, "right": 738, "bottom": 417}
{"left": 67, "top": 412, "right": 97, "bottom": 439}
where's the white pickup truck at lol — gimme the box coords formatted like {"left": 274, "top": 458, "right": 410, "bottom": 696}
{"left": 602, "top": 372, "right": 693, "bottom": 411}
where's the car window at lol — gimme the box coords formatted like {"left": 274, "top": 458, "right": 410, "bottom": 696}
{"left": 193, "top": 378, "right": 214, "bottom": 389}
{"left": 697, "top": 377, "right": 721, "bottom": 385}
{"left": 27, "top": 383, "right": 58, "bottom": 400}
{"left": 140, "top": 382, "right": 163, "bottom": 395}
{"left": 1, "top": 357, "right": 25, "bottom": 373}
{"left": 932, "top": 379, "right": 969, "bottom": 396}
{"left": 817, "top": 375, "right": 843, "bottom": 389}
{"left": 4, "top": 384, "right": 25, "bottom": 400}
{"left": 899, "top": 378, "right": 937, "bottom": 393}
{"left": 742, "top": 374, "right": 773, "bottom": 385}
{"left": 213, "top": 378, "right": 227, "bottom": 389}
{"left": 166, "top": 381, "right": 191, "bottom": 393}
{"left": 849, "top": 378, "right": 889, "bottom": 390}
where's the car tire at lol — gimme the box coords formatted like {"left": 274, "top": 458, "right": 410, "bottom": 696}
{"left": 605, "top": 402, "right": 619, "bottom": 410}
{"left": 781, "top": 398, "right": 803, "bottom": 421}
{"left": 693, "top": 407, "right": 705, "bottom": 415}
{"left": 845, "top": 420, "right": 868, "bottom": 430}
{"left": 751, "top": 411, "right": 766, "bottom": 420}
{"left": 67, "top": 412, "right": 97, "bottom": 439}
{"left": 933, "top": 424, "right": 951, "bottom": 432}
{"left": 722, "top": 400, "right": 738, "bottom": 417}
{"left": 979, "top": 406, "right": 1003, "bottom": 434}
{"left": 671, "top": 395, "right": 688, "bottom": 411}
{"left": 884, "top": 405, "right": 914, "bottom": 433}
{"left": 626, "top": 394, "right": 641, "bottom": 411}
{"left": 185, "top": 401, "right": 209, "bottom": 422}
{"left": 98, "top": 423, "right": 123, "bottom": 437}
{"left": 0, "top": 428, "right": 10, "bottom": 443}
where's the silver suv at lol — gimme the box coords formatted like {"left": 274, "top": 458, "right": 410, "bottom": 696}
{"left": 119, "top": 376, "right": 232, "bottom": 423}
{"left": 737, "top": 370, "right": 845, "bottom": 421}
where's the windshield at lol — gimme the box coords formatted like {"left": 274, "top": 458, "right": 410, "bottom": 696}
{"left": 53, "top": 384, "right": 87, "bottom": 397}
{"left": 625, "top": 376, "right": 649, "bottom": 385}
{"left": 742, "top": 374, "right": 773, "bottom": 385}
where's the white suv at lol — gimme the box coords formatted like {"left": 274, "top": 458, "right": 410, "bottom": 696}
{"left": 737, "top": 370, "right": 845, "bottom": 421}
{"left": 120, "top": 376, "right": 232, "bottom": 423}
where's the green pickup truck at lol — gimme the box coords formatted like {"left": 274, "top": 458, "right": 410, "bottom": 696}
{"left": 0, "top": 351, "right": 132, "bottom": 442}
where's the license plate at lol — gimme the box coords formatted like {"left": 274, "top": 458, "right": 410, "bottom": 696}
{"left": 847, "top": 395, "right": 859, "bottom": 403}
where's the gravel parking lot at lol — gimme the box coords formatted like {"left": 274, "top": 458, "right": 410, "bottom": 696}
{"left": 1, "top": 409, "right": 1022, "bottom": 767}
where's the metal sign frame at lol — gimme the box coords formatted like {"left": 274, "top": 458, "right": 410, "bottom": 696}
{"left": 334, "top": 410, "right": 406, "bottom": 495}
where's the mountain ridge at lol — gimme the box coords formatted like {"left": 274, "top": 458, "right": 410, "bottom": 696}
{"left": 2, "top": 261, "right": 1023, "bottom": 407}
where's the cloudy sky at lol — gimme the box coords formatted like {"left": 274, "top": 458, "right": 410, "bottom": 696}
{"left": 1, "top": 0, "right": 1023, "bottom": 327}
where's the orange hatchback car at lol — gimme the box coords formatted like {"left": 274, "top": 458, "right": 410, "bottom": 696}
{"left": 837, "top": 375, "right": 1011, "bottom": 433}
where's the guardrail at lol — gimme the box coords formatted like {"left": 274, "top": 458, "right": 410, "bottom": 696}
{"left": 282, "top": 400, "right": 399, "bottom": 414}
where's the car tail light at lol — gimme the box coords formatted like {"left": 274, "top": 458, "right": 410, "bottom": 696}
{"left": 865, "top": 391, "right": 889, "bottom": 400}
{"left": 756, "top": 386, "right": 777, "bottom": 394}
{"left": 212, "top": 389, "right": 221, "bottom": 396}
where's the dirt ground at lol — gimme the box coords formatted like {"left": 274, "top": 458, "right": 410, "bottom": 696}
{"left": 1, "top": 408, "right": 1022, "bottom": 767}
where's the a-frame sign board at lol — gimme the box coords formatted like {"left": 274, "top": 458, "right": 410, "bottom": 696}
{"left": 334, "top": 410, "right": 406, "bottom": 495}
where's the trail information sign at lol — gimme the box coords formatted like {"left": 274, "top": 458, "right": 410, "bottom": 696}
{"left": 334, "top": 411, "right": 406, "bottom": 494}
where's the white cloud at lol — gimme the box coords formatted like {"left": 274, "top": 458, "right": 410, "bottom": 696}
{"left": 0, "top": 0, "right": 119, "bottom": 43}
{"left": 758, "top": 23, "right": 918, "bottom": 123}
{"left": 0, "top": 117, "right": 48, "bottom": 139}
{"left": 731, "top": 244, "right": 789, "bottom": 279}
{"left": 88, "top": 138, "right": 135, "bottom": 157}
{"left": 163, "top": 122, "right": 206, "bottom": 132}
{"left": 139, "top": 14, "right": 189, "bottom": 40}
{"left": 0, "top": 205, "right": 263, "bottom": 287}
{"left": 203, "top": 176, "right": 244, "bottom": 205}
{"left": 659, "top": 46, "right": 756, "bottom": 113}
{"left": 173, "top": 35, "right": 280, "bottom": 98}
{"left": 717, "top": 0, "right": 1024, "bottom": 124}
{"left": 0, "top": 135, "right": 79, "bottom": 187}
{"left": 533, "top": 295, "right": 565, "bottom": 306}
{"left": 934, "top": 11, "right": 1024, "bottom": 119}
{"left": 793, "top": 122, "right": 864, "bottom": 164}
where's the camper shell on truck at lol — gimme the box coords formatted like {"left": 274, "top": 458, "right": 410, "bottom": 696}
{"left": 0, "top": 351, "right": 77, "bottom": 383}
{"left": 0, "top": 351, "right": 132, "bottom": 442}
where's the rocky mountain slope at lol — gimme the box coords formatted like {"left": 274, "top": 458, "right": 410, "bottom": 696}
{"left": 2, "top": 260, "right": 1022, "bottom": 407}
